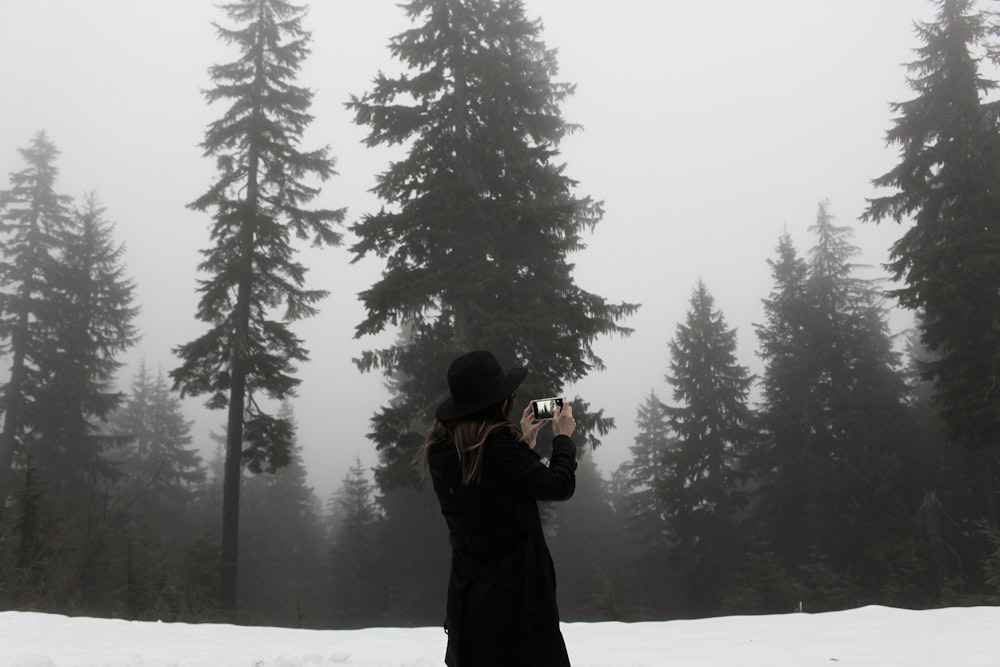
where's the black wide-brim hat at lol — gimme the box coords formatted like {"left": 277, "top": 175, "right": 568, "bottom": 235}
{"left": 435, "top": 350, "right": 527, "bottom": 421}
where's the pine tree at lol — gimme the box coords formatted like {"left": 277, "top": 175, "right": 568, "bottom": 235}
{"left": 754, "top": 204, "right": 916, "bottom": 609}
{"left": 809, "top": 204, "right": 917, "bottom": 603}
{"left": 616, "top": 391, "right": 674, "bottom": 617}
{"left": 547, "top": 451, "right": 624, "bottom": 621}
{"left": 621, "top": 392, "right": 671, "bottom": 532}
{"left": 901, "top": 324, "right": 969, "bottom": 602}
{"left": 31, "top": 192, "right": 138, "bottom": 501}
{"left": 34, "top": 192, "right": 138, "bottom": 612}
{"left": 808, "top": 203, "right": 901, "bottom": 406}
{"left": 178, "top": 437, "right": 227, "bottom": 620}
{"left": 862, "top": 0, "right": 1000, "bottom": 525}
{"left": 0, "top": 132, "right": 73, "bottom": 499}
{"left": 371, "top": 482, "right": 450, "bottom": 625}
{"left": 111, "top": 362, "right": 205, "bottom": 619}
{"left": 348, "top": 0, "right": 637, "bottom": 488}
{"left": 239, "top": 439, "right": 326, "bottom": 626}
{"left": 660, "top": 280, "right": 754, "bottom": 615}
{"left": 0, "top": 148, "right": 137, "bottom": 608}
{"left": 170, "top": 0, "right": 344, "bottom": 615}
{"left": 327, "top": 457, "right": 383, "bottom": 627}
{"left": 752, "top": 232, "right": 814, "bottom": 567}
{"left": 111, "top": 361, "right": 205, "bottom": 524}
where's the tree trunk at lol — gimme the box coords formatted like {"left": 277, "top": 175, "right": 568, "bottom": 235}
{"left": 219, "top": 6, "right": 266, "bottom": 618}
{"left": 220, "top": 337, "right": 248, "bottom": 617}
{"left": 220, "top": 204, "right": 257, "bottom": 618}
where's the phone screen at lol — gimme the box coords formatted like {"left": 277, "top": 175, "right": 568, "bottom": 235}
{"left": 532, "top": 398, "right": 562, "bottom": 420}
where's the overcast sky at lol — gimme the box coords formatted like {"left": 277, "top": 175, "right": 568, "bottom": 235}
{"left": 0, "top": 0, "right": 946, "bottom": 498}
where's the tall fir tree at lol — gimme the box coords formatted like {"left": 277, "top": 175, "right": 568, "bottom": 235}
{"left": 752, "top": 232, "right": 814, "bottom": 566}
{"left": 901, "top": 322, "right": 972, "bottom": 602}
{"left": 111, "top": 362, "right": 204, "bottom": 549}
{"left": 0, "top": 132, "right": 73, "bottom": 500}
{"left": 616, "top": 391, "right": 674, "bottom": 617}
{"left": 753, "top": 204, "right": 917, "bottom": 609}
{"left": 348, "top": 0, "right": 637, "bottom": 488}
{"left": 32, "top": 192, "right": 138, "bottom": 502}
{"left": 111, "top": 361, "right": 205, "bottom": 533}
{"left": 547, "top": 450, "right": 624, "bottom": 621}
{"left": 660, "top": 280, "right": 754, "bottom": 616}
{"left": 0, "top": 143, "right": 138, "bottom": 608}
{"left": 862, "top": 0, "right": 1000, "bottom": 526}
{"left": 180, "top": 436, "right": 228, "bottom": 619}
{"left": 109, "top": 362, "right": 206, "bottom": 620}
{"left": 170, "top": 0, "right": 344, "bottom": 616}
{"left": 34, "top": 192, "right": 137, "bottom": 611}
{"left": 326, "top": 457, "right": 383, "bottom": 627}
{"left": 238, "top": 438, "right": 326, "bottom": 627}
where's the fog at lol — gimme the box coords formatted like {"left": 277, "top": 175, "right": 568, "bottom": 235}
{"left": 0, "top": 0, "right": 926, "bottom": 500}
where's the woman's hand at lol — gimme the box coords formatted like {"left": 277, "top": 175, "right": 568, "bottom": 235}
{"left": 552, "top": 401, "right": 576, "bottom": 438}
{"left": 520, "top": 404, "right": 549, "bottom": 449}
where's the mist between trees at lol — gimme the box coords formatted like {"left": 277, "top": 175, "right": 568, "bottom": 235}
{"left": 2, "top": 0, "right": 1000, "bottom": 627}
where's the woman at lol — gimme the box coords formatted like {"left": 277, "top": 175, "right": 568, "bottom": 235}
{"left": 420, "top": 349, "right": 578, "bottom": 667}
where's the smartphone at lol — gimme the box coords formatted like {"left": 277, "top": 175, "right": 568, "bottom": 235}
{"left": 531, "top": 397, "right": 564, "bottom": 420}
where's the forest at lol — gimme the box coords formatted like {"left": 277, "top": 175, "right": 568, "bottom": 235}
{"left": 2, "top": 0, "right": 1000, "bottom": 629}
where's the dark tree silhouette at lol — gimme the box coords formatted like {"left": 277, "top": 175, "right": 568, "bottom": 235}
{"left": 0, "top": 132, "right": 74, "bottom": 500}
{"left": 660, "top": 280, "right": 754, "bottom": 615}
{"left": 33, "top": 192, "right": 138, "bottom": 501}
{"left": 616, "top": 391, "right": 675, "bottom": 616}
{"left": 171, "top": 0, "right": 344, "bottom": 616}
{"left": 348, "top": 0, "right": 637, "bottom": 489}
{"left": 327, "top": 457, "right": 383, "bottom": 627}
{"left": 754, "top": 204, "right": 915, "bottom": 609}
{"left": 863, "top": 0, "right": 1000, "bottom": 526}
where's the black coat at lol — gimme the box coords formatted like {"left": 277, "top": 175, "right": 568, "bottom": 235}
{"left": 428, "top": 428, "right": 577, "bottom": 667}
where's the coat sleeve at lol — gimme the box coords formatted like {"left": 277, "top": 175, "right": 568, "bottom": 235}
{"left": 488, "top": 433, "right": 577, "bottom": 501}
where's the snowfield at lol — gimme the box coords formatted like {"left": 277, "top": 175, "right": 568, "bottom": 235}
{"left": 2, "top": 605, "right": 999, "bottom": 666}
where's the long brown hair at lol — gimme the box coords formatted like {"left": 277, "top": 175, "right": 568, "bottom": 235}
{"left": 418, "top": 394, "right": 517, "bottom": 484}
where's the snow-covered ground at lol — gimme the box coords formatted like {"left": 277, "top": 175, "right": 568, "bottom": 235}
{"left": 2, "top": 605, "right": 999, "bottom": 666}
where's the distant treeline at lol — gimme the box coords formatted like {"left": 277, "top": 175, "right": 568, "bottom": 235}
{"left": 0, "top": 168, "right": 996, "bottom": 627}
{"left": 3, "top": 0, "right": 1000, "bottom": 628}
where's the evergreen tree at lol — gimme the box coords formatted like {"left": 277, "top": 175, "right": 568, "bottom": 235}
{"left": 862, "top": 0, "right": 1000, "bottom": 525}
{"left": 616, "top": 391, "right": 674, "bottom": 617}
{"left": 0, "top": 158, "right": 137, "bottom": 609}
{"left": 239, "top": 439, "right": 326, "bottom": 627}
{"left": 113, "top": 362, "right": 204, "bottom": 535}
{"left": 327, "top": 457, "right": 383, "bottom": 627}
{"left": 35, "top": 192, "right": 138, "bottom": 612}
{"left": 660, "top": 280, "right": 754, "bottom": 616}
{"left": 348, "top": 0, "right": 637, "bottom": 488}
{"left": 900, "top": 324, "right": 967, "bottom": 602}
{"left": 547, "top": 450, "right": 624, "bottom": 621}
{"left": 111, "top": 360, "right": 205, "bottom": 618}
{"left": 752, "top": 232, "right": 814, "bottom": 567}
{"left": 31, "top": 192, "right": 138, "bottom": 501}
{"left": 753, "top": 204, "right": 917, "bottom": 609}
{"left": 357, "top": 482, "right": 447, "bottom": 626}
{"left": 900, "top": 318, "right": 1000, "bottom": 603}
{"left": 179, "top": 437, "right": 228, "bottom": 620}
{"left": 343, "top": 327, "right": 449, "bottom": 626}
{"left": 170, "top": 0, "right": 344, "bottom": 616}
{"left": 0, "top": 132, "right": 73, "bottom": 499}
{"left": 807, "top": 204, "right": 916, "bottom": 603}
